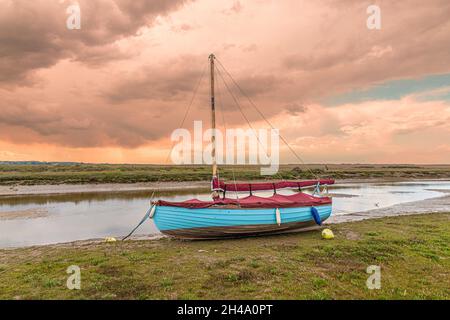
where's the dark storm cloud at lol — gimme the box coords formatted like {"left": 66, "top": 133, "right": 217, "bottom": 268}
{"left": 105, "top": 56, "right": 205, "bottom": 102}
{"left": 0, "top": 0, "right": 191, "bottom": 86}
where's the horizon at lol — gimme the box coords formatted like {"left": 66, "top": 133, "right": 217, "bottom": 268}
{"left": 1, "top": 160, "right": 449, "bottom": 166}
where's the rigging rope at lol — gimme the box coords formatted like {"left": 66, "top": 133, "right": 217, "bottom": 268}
{"left": 124, "top": 55, "right": 324, "bottom": 240}
{"left": 215, "top": 58, "right": 319, "bottom": 180}
{"left": 122, "top": 61, "right": 208, "bottom": 240}
{"left": 217, "top": 69, "right": 284, "bottom": 180}
{"left": 216, "top": 70, "right": 240, "bottom": 205}
{"left": 215, "top": 66, "right": 288, "bottom": 183}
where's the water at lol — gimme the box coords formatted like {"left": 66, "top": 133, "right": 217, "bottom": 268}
{"left": 0, "top": 181, "right": 449, "bottom": 248}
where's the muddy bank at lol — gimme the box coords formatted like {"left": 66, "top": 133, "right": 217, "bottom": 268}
{"left": 328, "top": 193, "right": 450, "bottom": 223}
{"left": 0, "top": 181, "right": 210, "bottom": 197}
{"left": 0, "top": 208, "right": 48, "bottom": 221}
{"left": 2, "top": 178, "right": 448, "bottom": 197}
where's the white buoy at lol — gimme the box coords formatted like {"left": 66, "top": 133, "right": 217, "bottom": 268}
{"left": 276, "top": 208, "right": 281, "bottom": 226}
{"left": 149, "top": 205, "right": 156, "bottom": 218}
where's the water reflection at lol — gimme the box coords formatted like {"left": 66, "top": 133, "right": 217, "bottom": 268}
{"left": 0, "top": 181, "right": 449, "bottom": 248}
{"left": 0, "top": 188, "right": 209, "bottom": 206}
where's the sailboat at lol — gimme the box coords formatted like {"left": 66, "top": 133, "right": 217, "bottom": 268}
{"left": 149, "top": 54, "right": 334, "bottom": 239}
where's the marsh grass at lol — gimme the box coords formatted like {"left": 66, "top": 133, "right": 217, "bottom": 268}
{"left": 0, "top": 213, "right": 448, "bottom": 299}
{"left": 0, "top": 163, "right": 449, "bottom": 185}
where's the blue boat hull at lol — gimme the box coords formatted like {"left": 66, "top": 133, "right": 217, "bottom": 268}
{"left": 153, "top": 204, "right": 332, "bottom": 239}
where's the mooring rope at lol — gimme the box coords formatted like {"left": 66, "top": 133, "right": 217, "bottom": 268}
{"left": 122, "top": 60, "right": 208, "bottom": 241}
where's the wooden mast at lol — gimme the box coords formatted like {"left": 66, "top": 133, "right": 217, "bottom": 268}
{"left": 209, "top": 54, "right": 217, "bottom": 179}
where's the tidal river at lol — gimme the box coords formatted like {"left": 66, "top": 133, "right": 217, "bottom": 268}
{"left": 0, "top": 180, "right": 449, "bottom": 248}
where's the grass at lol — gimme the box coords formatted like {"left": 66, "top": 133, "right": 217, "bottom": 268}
{"left": 0, "top": 213, "right": 449, "bottom": 299}
{"left": 0, "top": 163, "right": 449, "bottom": 185}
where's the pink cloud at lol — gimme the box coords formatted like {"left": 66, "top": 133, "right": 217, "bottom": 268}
{"left": 0, "top": 0, "right": 449, "bottom": 163}
{"left": 270, "top": 95, "right": 450, "bottom": 163}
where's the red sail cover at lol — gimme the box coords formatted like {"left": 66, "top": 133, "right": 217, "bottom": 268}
{"left": 156, "top": 192, "right": 332, "bottom": 209}
{"left": 212, "top": 178, "right": 334, "bottom": 192}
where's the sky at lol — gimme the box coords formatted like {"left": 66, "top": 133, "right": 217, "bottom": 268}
{"left": 0, "top": 0, "right": 449, "bottom": 164}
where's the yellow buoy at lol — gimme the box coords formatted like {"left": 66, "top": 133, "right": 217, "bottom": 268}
{"left": 105, "top": 237, "right": 117, "bottom": 243}
{"left": 321, "top": 228, "right": 334, "bottom": 240}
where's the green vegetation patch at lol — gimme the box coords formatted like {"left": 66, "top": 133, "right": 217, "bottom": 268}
{"left": 0, "top": 163, "right": 449, "bottom": 185}
{"left": 0, "top": 213, "right": 449, "bottom": 299}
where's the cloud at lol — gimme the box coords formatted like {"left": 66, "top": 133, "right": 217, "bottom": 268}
{"left": 0, "top": 82, "right": 194, "bottom": 148}
{"left": 0, "top": 0, "right": 450, "bottom": 163}
{"left": 0, "top": 0, "right": 191, "bottom": 86}
{"left": 284, "top": 103, "right": 307, "bottom": 116}
{"left": 105, "top": 55, "right": 205, "bottom": 102}
{"left": 229, "top": 74, "right": 280, "bottom": 97}
{"left": 271, "top": 95, "right": 450, "bottom": 163}
{"left": 222, "top": 1, "right": 243, "bottom": 15}
{"left": 278, "top": 0, "right": 450, "bottom": 101}
{"left": 171, "top": 23, "right": 195, "bottom": 33}
{"left": 240, "top": 44, "right": 258, "bottom": 52}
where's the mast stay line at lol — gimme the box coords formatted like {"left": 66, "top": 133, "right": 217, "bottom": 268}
{"left": 214, "top": 58, "right": 319, "bottom": 180}
{"left": 122, "top": 60, "right": 208, "bottom": 240}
